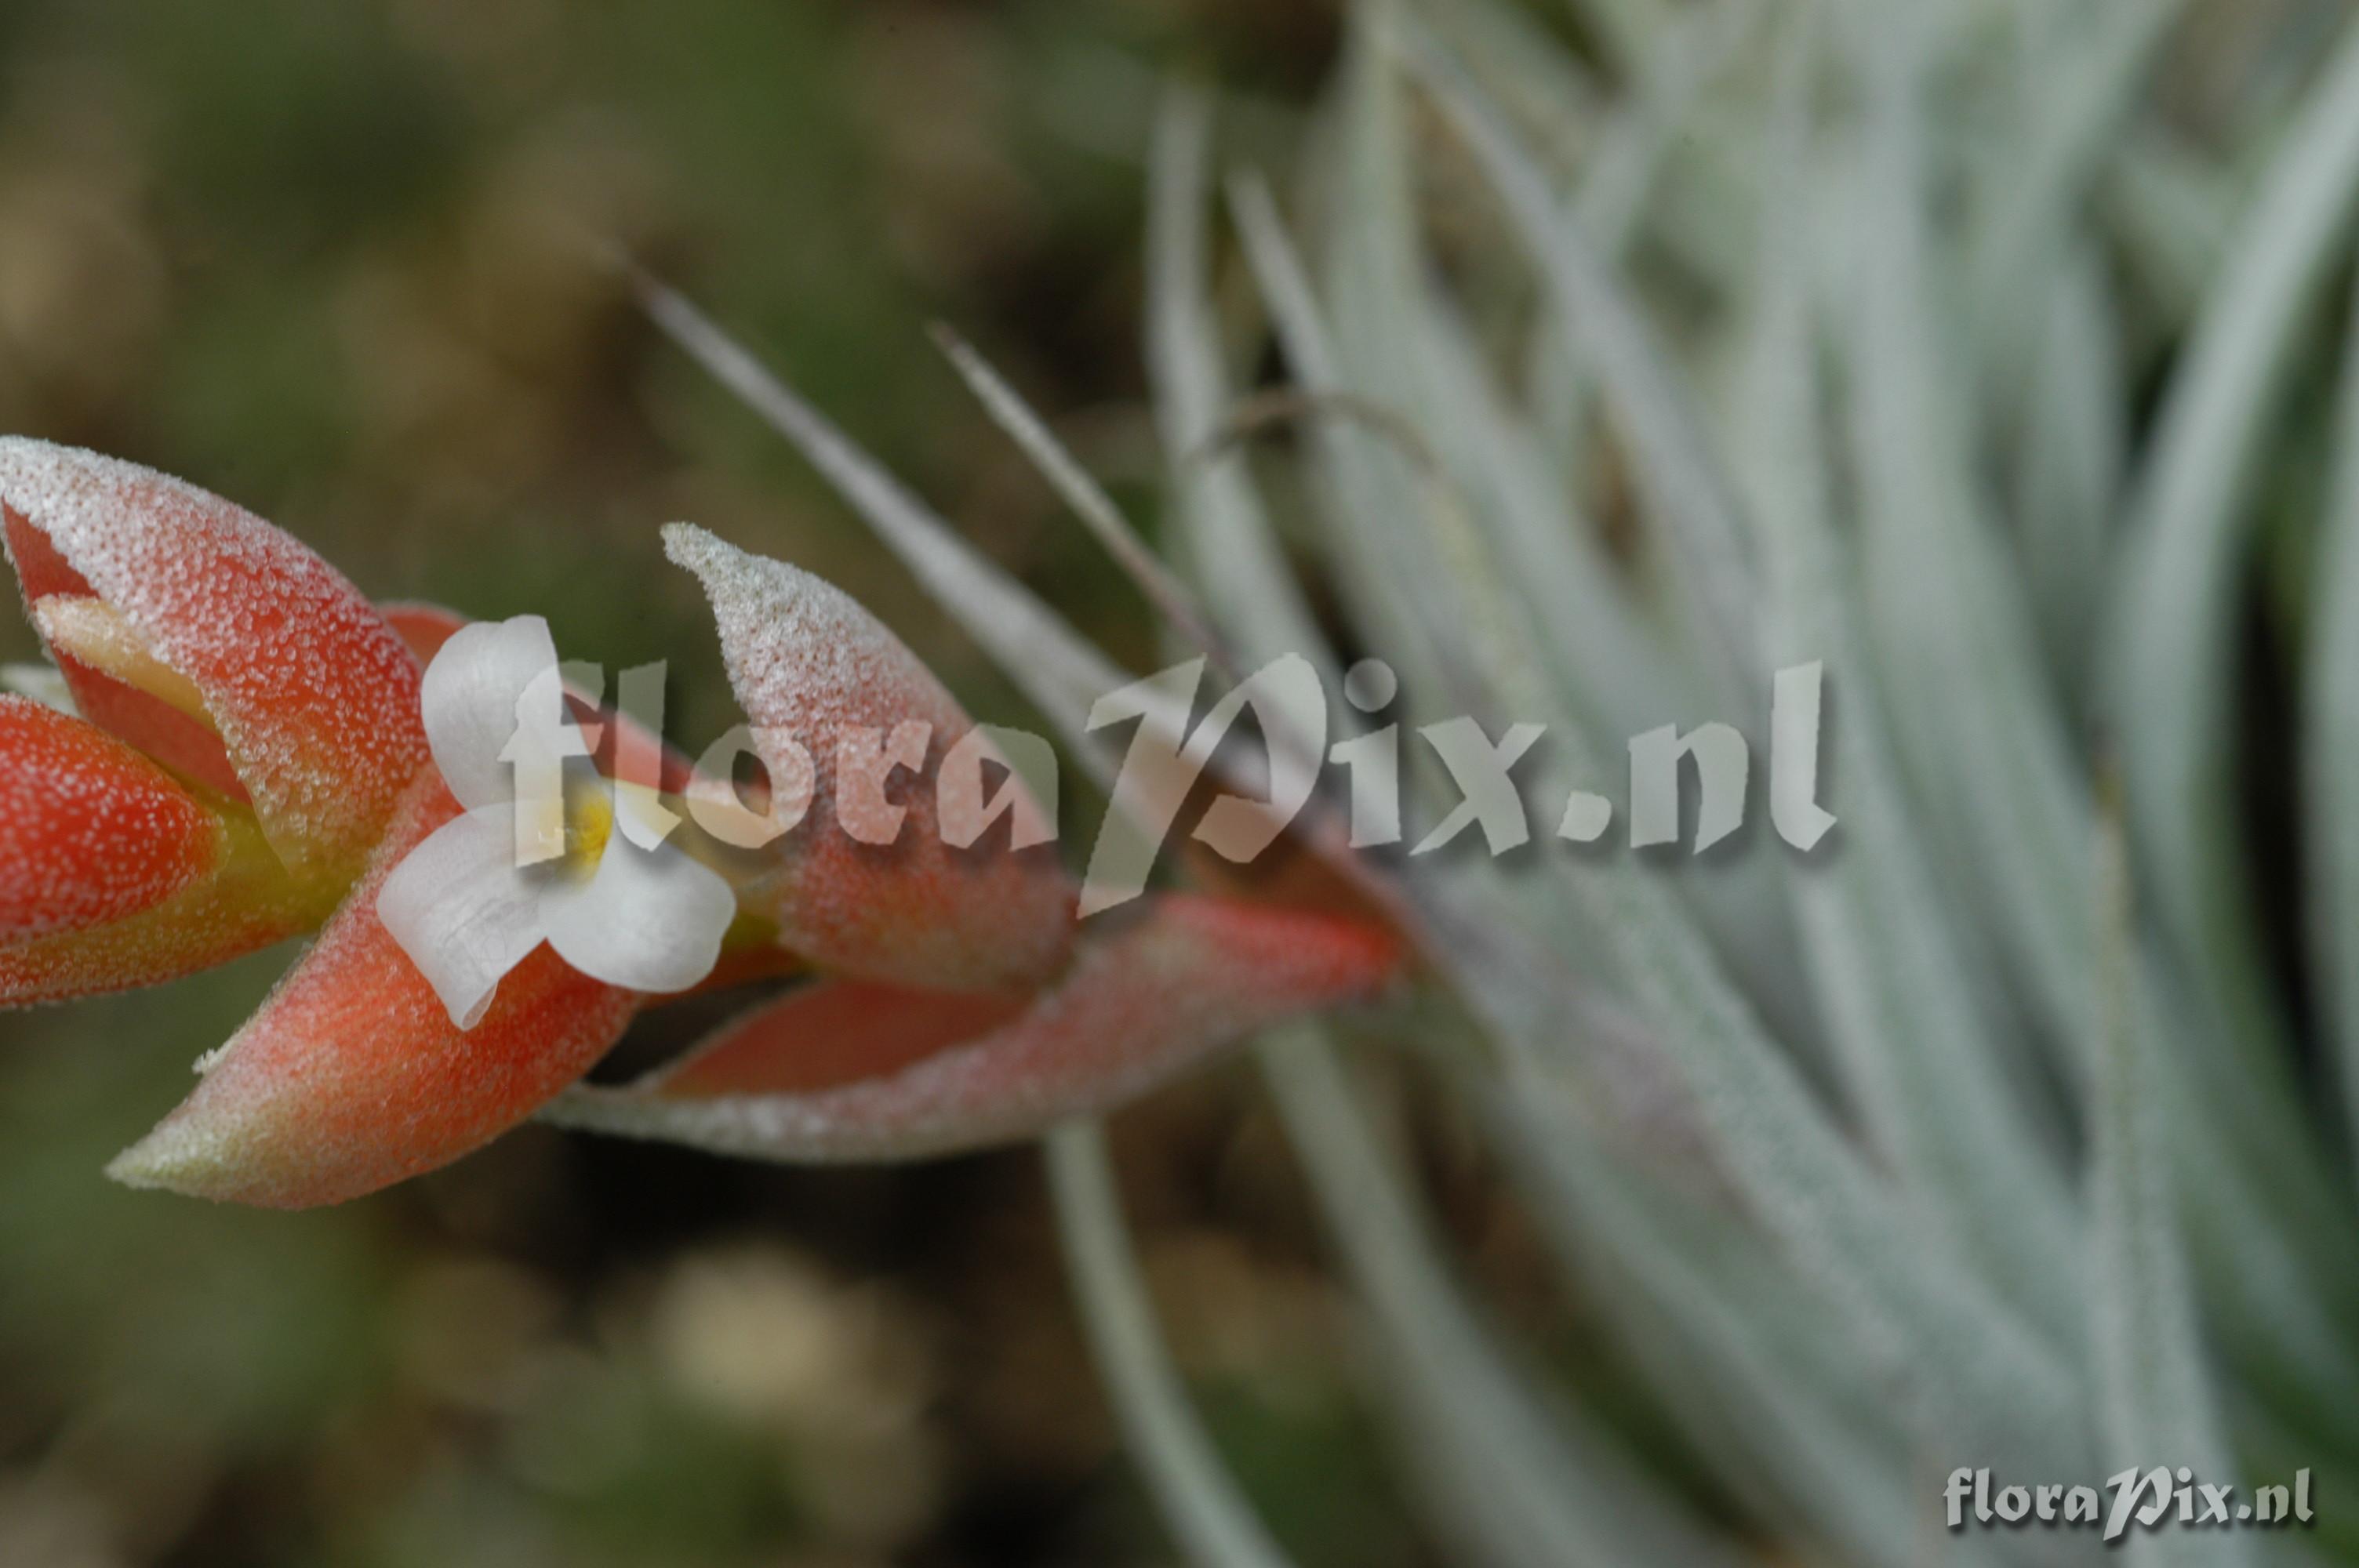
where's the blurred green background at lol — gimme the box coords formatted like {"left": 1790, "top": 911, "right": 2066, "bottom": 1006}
{"left": 0, "top": 2, "right": 1514, "bottom": 1563}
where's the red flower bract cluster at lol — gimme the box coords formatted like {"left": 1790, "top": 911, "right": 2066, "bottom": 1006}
{"left": 0, "top": 440, "right": 1403, "bottom": 1208}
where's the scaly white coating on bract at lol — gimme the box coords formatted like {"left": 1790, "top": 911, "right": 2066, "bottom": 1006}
{"left": 0, "top": 437, "right": 427, "bottom": 873}
{"left": 541, "top": 894, "right": 1399, "bottom": 1161}
{"left": 104, "top": 772, "right": 643, "bottom": 1209}
{"left": 662, "top": 522, "right": 1074, "bottom": 992}
{"left": 0, "top": 695, "right": 220, "bottom": 941}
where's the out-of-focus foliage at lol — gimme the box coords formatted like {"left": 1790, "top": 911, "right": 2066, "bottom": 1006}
{"left": 631, "top": 0, "right": 2359, "bottom": 1563}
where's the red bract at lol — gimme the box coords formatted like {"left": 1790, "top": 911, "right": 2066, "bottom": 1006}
{"left": 0, "top": 437, "right": 427, "bottom": 873}
{"left": 107, "top": 773, "right": 641, "bottom": 1209}
{"left": 0, "top": 442, "right": 635, "bottom": 1206}
{"left": 544, "top": 894, "right": 1405, "bottom": 1161}
{"left": 0, "top": 441, "right": 423, "bottom": 1001}
{"left": 0, "top": 695, "right": 220, "bottom": 942}
{"left": 3, "top": 441, "right": 1406, "bottom": 1209}
{"left": 664, "top": 523, "right": 1077, "bottom": 993}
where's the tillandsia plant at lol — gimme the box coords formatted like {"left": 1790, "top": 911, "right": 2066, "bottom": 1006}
{"left": 619, "top": 0, "right": 2359, "bottom": 1563}
{"left": 13, "top": 0, "right": 2359, "bottom": 1563}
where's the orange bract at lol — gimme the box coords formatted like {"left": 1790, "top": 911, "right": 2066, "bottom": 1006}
{"left": 0, "top": 441, "right": 1408, "bottom": 1209}
{"left": 107, "top": 774, "right": 641, "bottom": 1209}
{"left": 0, "top": 695, "right": 220, "bottom": 942}
{"left": 0, "top": 438, "right": 430, "bottom": 875}
{"left": 547, "top": 893, "right": 1404, "bottom": 1163}
{"left": 667, "top": 523, "right": 1077, "bottom": 993}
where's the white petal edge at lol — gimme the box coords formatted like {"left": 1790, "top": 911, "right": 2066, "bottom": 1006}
{"left": 542, "top": 834, "right": 735, "bottom": 996}
{"left": 376, "top": 805, "right": 550, "bottom": 1028}
{"left": 420, "top": 615, "right": 565, "bottom": 811}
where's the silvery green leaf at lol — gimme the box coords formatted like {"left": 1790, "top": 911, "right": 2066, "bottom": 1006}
{"left": 1836, "top": 14, "right": 2359, "bottom": 1426}
{"left": 1293, "top": 23, "right": 2093, "bottom": 1472}
{"left": 2012, "top": 241, "right": 2127, "bottom": 717}
{"left": 1263, "top": 1028, "right": 1754, "bottom": 1568}
{"left": 2113, "top": 13, "right": 2359, "bottom": 1084}
{"left": 1838, "top": 20, "right": 2100, "bottom": 1072}
{"left": 1965, "top": 0, "right": 2192, "bottom": 363}
{"left": 1396, "top": 17, "right": 1763, "bottom": 698}
{"left": 1146, "top": 89, "right": 1339, "bottom": 695}
{"left": 1046, "top": 1121, "right": 1296, "bottom": 1568}
{"left": 1480, "top": 1067, "right": 2016, "bottom": 1568}
{"left": 1732, "top": 24, "right": 2084, "bottom": 1350}
{"left": 2088, "top": 804, "right": 2252, "bottom": 1568}
{"left": 931, "top": 321, "right": 1227, "bottom": 667}
{"left": 2308, "top": 264, "right": 2359, "bottom": 1222}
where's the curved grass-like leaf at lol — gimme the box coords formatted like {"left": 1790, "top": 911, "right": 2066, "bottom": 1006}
{"left": 2311, "top": 268, "right": 2359, "bottom": 1178}
{"left": 1730, "top": 38, "right": 2084, "bottom": 1348}
{"left": 2089, "top": 797, "right": 2252, "bottom": 1568}
{"left": 1483, "top": 1073, "right": 2015, "bottom": 1568}
{"left": 1263, "top": 1028, "right": 1754, "bottom": 1568}
{"left": 1045, "top": 1121, "right": 1296, "bottom": 1568}
{"left": 1397, "top": 20, "right": 1762, "bottom": 694}
{"left": 1839, "top": 24, "right": 2101, "bottom": 1070}
{"left": 1146, "top": 90, "right": 1336, "bottom": 697}
{"left": 1269, "top": 38, "right": 2085, "bottom": 1457}
{"left": 1964, "top": 0, "right": 2192, "bottom": 360}
{"left": 2114, "top": 13, "right": 2359, "bottom": 1079}
{"left": 1840, "top": 15, "right": 2359, "bottom": 1438}
{"left": 932, "top": 321, "right": 1226, "bottom": 667}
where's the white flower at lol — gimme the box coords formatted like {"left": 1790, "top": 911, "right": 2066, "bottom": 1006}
{"left": 379, "top": 615, "right": 736, "bottom": 1028}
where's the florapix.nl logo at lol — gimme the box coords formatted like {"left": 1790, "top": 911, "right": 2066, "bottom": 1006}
{"left": 376, "top": 612, "right": 1837, "bottom": 1023}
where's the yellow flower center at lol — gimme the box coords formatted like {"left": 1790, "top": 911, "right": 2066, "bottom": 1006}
{"left": 554, "top": 781, "right": 614, "bottom": 884}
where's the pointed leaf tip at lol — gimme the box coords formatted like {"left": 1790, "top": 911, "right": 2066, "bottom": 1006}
{"left": 664, "top": 522, "right": 1076, "bottom": 992}
{"left": 104, "top": 775, "right": 639, "bottom": 1208}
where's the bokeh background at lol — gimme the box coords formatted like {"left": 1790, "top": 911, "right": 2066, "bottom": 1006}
{"left": 0, "top": 2, "right": 1541, "bottom": 1564}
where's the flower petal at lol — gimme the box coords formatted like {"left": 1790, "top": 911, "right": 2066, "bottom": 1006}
{"left": 374, "top": 804, "right": 548, "bottom": 1028}
{"left": 0, "top": 438, "right": 428, "bottom": 870}
{"left": 420, "top": 614, "right": 569, "bottom": 811}
{"left": 542, "top": 893, "right": 1403, "bottom": 1162}
{"left": 380, "top": 604, "right": 698, "bottom": 794}
{"left": 664, "top": 523, "right": 1074, "bottom": 991}
{"left": 543, "top": 838, "right": 737, "bottom": 997}
{"left": 0, "top": 695, "right": 221, "bottom": 941}
{"left": 105, "top": 775, "right": 640, "bottom": 1209}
